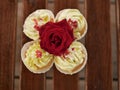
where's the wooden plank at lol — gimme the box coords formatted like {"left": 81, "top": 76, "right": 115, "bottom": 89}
{"left": 0, "top": 0, "right": 17, "bottom": 90}
{"left": 54, "top": 67, "right": 79, "bottom": 90}
{"left": 54, "top": 0, "right": 78, "bottom": 14}
{"left": 54, "top": 0, "right": 79, "bottom": 90}
{"left": 116, "top": 0, "right": 120, "bottom": 90}
{"left": 20, "top": 0, "right": 46, "bottom": 90}
{"left": 85, "top": 0, "right": 112, "bottom": 90}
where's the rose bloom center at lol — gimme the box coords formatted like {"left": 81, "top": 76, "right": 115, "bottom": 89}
{"left": 50, "top": 33, "right": 62, "bottom": 47}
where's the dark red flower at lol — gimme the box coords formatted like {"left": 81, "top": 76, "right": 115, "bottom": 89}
{"left": 38, "top": 19, "right": 74, "bottom": 56}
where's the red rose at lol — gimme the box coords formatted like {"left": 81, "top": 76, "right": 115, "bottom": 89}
{"left": 38, "top": 19, "right": 74, "bottom": 56}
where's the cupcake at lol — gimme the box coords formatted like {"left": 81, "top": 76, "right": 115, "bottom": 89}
{"left": 21, "top": 9, "right": 88, "bottom": 75}
{"left": 23, "top": 9, "right": 54, "bottom": 40}
{"left": 55, "top": 9, "right": 87, "bottom": 40}
{"left": 21, "top": 40, "right": 54, "bottom": 73}
{"left": 54, "top": 41, "right": 87, "bottom": 75}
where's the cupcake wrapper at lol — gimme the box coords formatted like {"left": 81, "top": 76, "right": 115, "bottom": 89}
{"left": 23, "top": 9, "right": 54, "bottom": 40}
{"left": 21, "top": 41, "right": 53, "bottom": 73}
{"left": 21, "top": 9, "right": 88, "bottom": 75}
{"left": 55, "top": 9, "right": 88, "bottom": 40}
{"left": 54, "top": 41, "right": 87, "bottom": 75}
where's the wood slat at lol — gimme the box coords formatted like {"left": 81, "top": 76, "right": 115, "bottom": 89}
{"left": 85, "top": 0, "right": 112, "bottom": 90}
{"left": 54, "top": 0, "right": 79, "bottom": 90}
{"left": 0, "top": 0, "right": 17, "bottom": 90}
{"left": 54, "top": 0, "right": 78, "bottom": 14}
{"left": 20, "top": 0, "right": 46, "bottom": 90}
{"left": 54, "top": 67, "right": 79, "bottom": 90}
{"left": 116, "top": 0, "right": 120, "bottom": 89}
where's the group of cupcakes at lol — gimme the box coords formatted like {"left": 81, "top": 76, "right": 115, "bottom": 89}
{"left": 21, "top": 9, "right": 88, "bottom": 75}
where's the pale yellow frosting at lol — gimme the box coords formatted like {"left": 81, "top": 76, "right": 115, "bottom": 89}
{"left": 23, "top": 41, "right": 53, "bottom": 72}
{"left": 22, "top": 9, "right": 88, "bottom": 74}
{"left": 54, "top": 41, "right": 87, "bottom": 74}
{"left": 55, "top": 9, "right": 87, "bottom": 39}
{"left": 23, "top": 9, "right": 54, "bottom": 40}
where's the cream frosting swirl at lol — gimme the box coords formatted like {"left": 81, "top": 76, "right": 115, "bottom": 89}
{"left": 55, "top": 9, "right": 87, "bottom": 40}
{"left": 23, "top": 10, "right": 54, "bottom": 40}
{"left": 21, "top": 9, "right": 88, "bottom": 74}
{"left": 22, "top": 41, "right": 53, "bottom": 73}
{"left": 54, "top": 41, "right": 87, "bottom": 74}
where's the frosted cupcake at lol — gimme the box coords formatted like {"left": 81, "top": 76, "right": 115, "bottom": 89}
{"left": 23, "top": 9, "right": 54, "bottom": 40}
{"left": 54, "top": 41, "right": 87, "bottom": 75}
{"left": 21, "top": 9, "right": 88, "bottom": 75}
{"left": 55, "top": 9, "right": 87, "bottom": 40}
{"left": 21, "top": 41, "right": 53, "bottom": 73}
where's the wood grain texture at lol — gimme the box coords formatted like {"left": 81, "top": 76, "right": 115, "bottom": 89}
{"left": 54, "top": 0, "right": 78, "bottom": 14}
{"left": 20, "top": 0, "right": 46, "bottom": 90}
{"left": 116, "top": 0, "right": 120, "bottom": 90}
{"left": 54, "top": 0, "right": 79, "bottom": 90}
{"left": 0, "top": 0, "right": 17, "bottom": 90}
{"left": 54, "top": 67, "right": 79, "bottom": 90}
{"left": 85, "top": 0, "right": 112, "bottom": 90}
